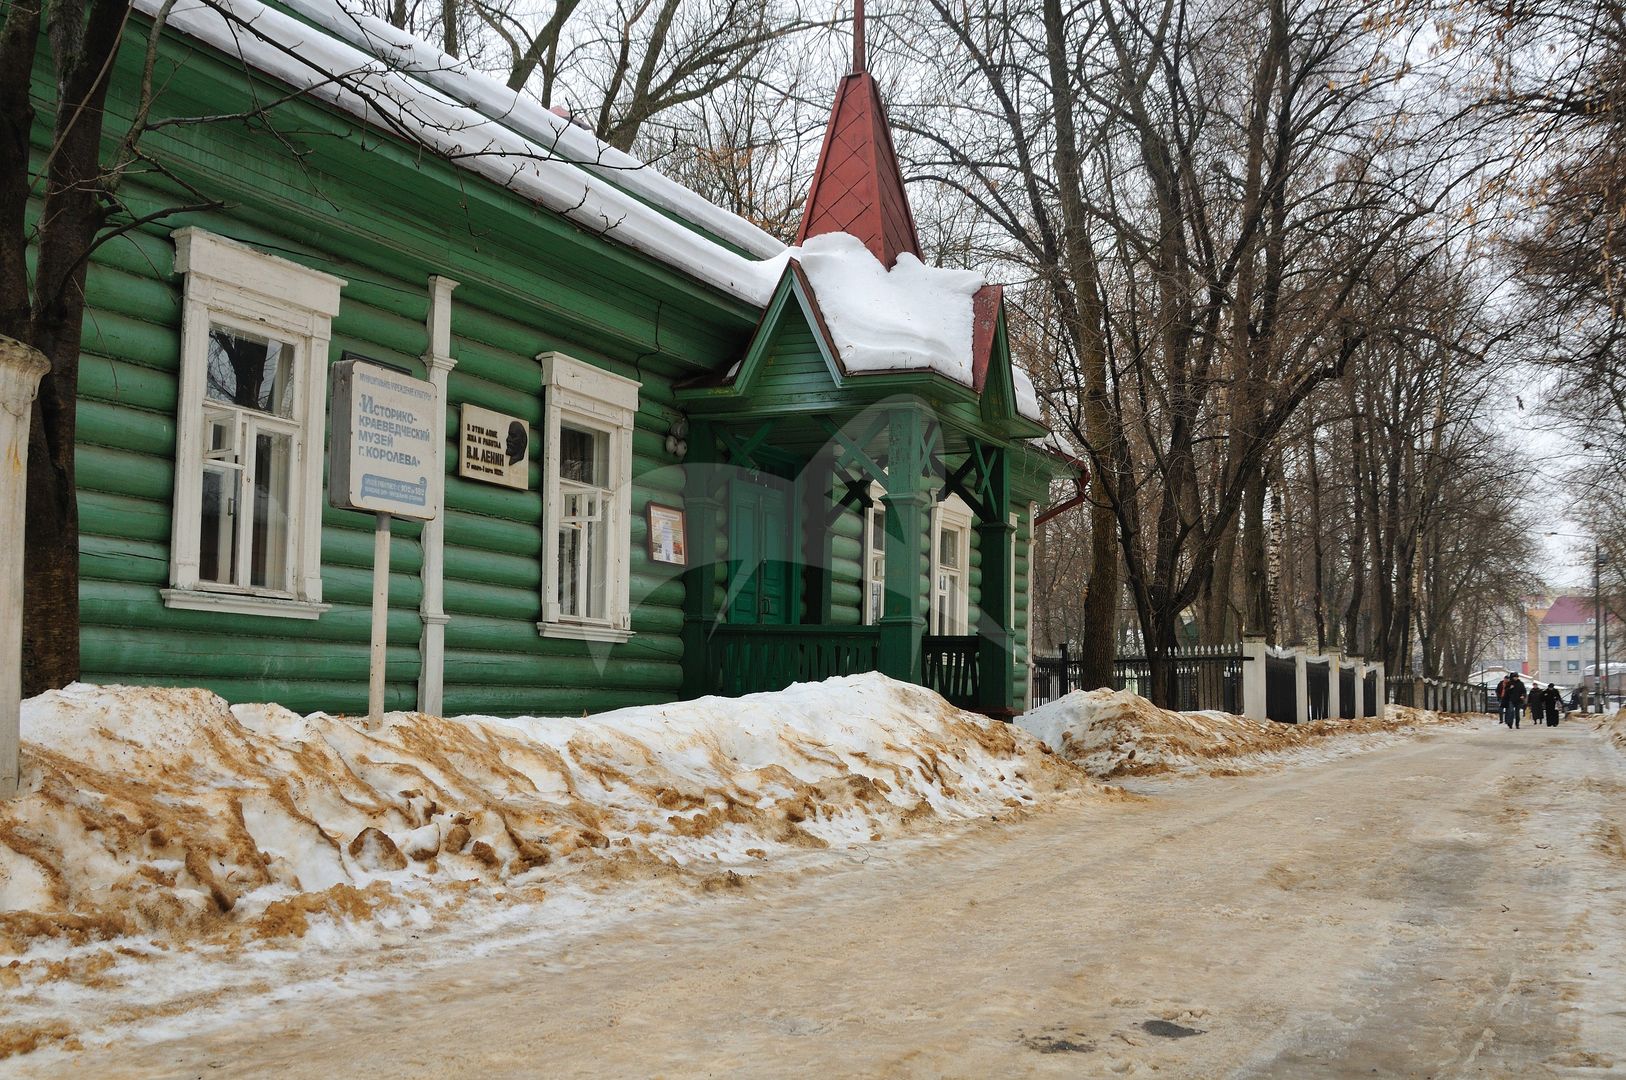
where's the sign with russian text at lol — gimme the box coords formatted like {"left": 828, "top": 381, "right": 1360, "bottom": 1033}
{"left": 459, "top": 405, "right": 530, "bottom": 490}
{"left": 329, "top": 357, "right": 437, "bottom": 520}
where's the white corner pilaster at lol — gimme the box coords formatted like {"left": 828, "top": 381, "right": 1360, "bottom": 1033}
{"left": 418, "top": 276, "right": 459, "bottom": 718}
{"left": 1, "top": 338, "right": 49, "bottom": 799}
{"left": 1373, "top": 662, "right": 1386, "bottom": 719}
{"left": 1242, "top": 634, "right": 1268, "bottom": 722}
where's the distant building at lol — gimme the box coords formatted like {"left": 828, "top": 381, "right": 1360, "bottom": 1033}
{"left": 1534, "top": 595, "right": 1596, "bottom": 686}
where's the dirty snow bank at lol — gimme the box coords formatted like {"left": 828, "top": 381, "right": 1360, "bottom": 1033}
{"left": 1599, "top": 709, "right": 1626, "bottom": 754}
{"left": 0, "top": 675, "right": 1083, "bottom": 954}
{"left": 1017, "top": 690, "right": 1456, "bottom": 778}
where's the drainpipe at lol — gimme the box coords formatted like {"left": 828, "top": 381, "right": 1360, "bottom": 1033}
{"left": 1, "top": 338, "right": 49, "bottom": 798}
{"left": 418, "top": 277, "right": 458, "bottom": 717}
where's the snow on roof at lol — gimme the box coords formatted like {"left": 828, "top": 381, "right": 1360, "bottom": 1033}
{"left": 794, "top": 233, "right": 1043, "bottom": 422}
{"left": 277, "top": 0, "right": 786, "bottom": 261}
{"left": 140, "top": 0, "right": 789, "bottom": 305}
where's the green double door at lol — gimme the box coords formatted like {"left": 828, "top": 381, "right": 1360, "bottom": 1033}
{"left": 728, "top": 480, "right": 792, "bottom": 625}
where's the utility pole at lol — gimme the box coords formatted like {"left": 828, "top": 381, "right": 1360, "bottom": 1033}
{"left": 1596, "top": 545, "right": 1604, "bottom": 713}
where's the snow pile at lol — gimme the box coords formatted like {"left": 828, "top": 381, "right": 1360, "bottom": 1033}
{"left": 1018, "top": 690, "right": 1453, "bottom": 778}
{"left": 1599, "top": 709, "right": 1626, "bottom": 754}
{"left": 794, "top": 234, "right": 1044, "bottom": 421}
{"left": 0, "top": 675, "right": 1082, "bottom": 951}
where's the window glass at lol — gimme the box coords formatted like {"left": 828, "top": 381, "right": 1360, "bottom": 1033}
{"left": 198, "top": 465, "right": 237, "bottom": 584}
{"left": 560, "top": 425, "right": 606, "bottom": 485}
{"left": 1548, "top": 635, "right": 1560, "bottom": 649}
{"left": 866, "top": 504, "right": 886, "bottom": 624}
{"left": 1567, "top": 635, "right": 1580, "bottom": 647}
{"left": 939, "top": 526, "right": 961, "bottom": 569}
{"left": 206, "top": 326, "right": 294, "bottom": 416}
{"left": 250, "top": 429, "right": 293, "bottom": 591}
{"left": 556, "top": 428, "right": 610, "bottom": 621}
{"left": 1568, "top": 660, "right": 1580, "bottom": 671}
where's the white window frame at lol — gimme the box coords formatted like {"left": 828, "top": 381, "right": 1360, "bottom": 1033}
{"left": 930, "top": 494, "right": 973, "bottom": 636}
{"left": 538, "top": 352, "right": 639, "bottom": 643}
{"left": 163, "top": 228, "right": 343, "bottom": 620}
{"left": 861, "top": 480, "right": 886, "bottom": 624}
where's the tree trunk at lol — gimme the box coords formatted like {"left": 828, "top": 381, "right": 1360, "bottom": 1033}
{"left": 18, "top": 0, "right": 127, "bottom": 695}
{"left": 1043, "top": 0, "right": 1117, "bottom": 690}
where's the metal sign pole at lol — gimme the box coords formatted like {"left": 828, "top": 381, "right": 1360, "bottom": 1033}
{"left": 369, "top": 511, "right": 392, "bottom": 726}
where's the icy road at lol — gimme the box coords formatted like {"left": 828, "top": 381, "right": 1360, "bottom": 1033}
{"left": 41, "top": 720, "right": 1626, "bottom": 1077}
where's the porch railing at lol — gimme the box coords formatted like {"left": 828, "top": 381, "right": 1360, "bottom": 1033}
{"left": 705, "top": 624, "right": 881, "bottom": 698}
{"left": 922, "top": 634, "right": 980, "bottom": 708}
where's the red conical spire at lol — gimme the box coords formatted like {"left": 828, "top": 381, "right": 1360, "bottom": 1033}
{"left": 795, "top": 0, "right": 922, "bottom": 267}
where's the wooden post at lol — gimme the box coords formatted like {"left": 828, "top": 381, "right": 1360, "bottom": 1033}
{"left": 1, "top": 338, "right": 49, "bottom": 798}
{"left": 1058, "top": 641, "right": 1070, "bottom": 697}
{"left": 369, "top": 512, "right": 392, "bottom": 725}
{"left": 975, "top": 443, "right": 1015, "bottom": 717}
{"left": 879, "top": 406, "right": 928, "bottom": 686}
{"left": 681, "top": 420, "right": 720, "bottom": 699}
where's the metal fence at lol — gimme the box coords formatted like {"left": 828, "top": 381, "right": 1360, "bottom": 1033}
{"left": 1032, "top": 644, "right": 1242, "bottom": 712}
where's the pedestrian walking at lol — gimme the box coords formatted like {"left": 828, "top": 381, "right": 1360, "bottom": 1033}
{"left": 1497, "top": 674, "right": 1512, "bottom": 727}
{"left": 1504, "top": 673, "right": 1527, "bottom": 729}
{"left": 1529, "top": 682, "right": 1545, "bottom": 728}
{"left": 1545, "top": 684, "right": 1562, "bottom": 727}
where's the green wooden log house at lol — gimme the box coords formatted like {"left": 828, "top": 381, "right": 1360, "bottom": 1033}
{"left": 23, "top": 0, "right": 1080, "bottom": 719}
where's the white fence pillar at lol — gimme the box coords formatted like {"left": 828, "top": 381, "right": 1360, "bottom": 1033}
{"left": 1293, "top": 650, "right": 1309, "bottom": 724}
{"left": 417, "top": 276, "right": 458, "bottom": 718}
{"left": 1351, "top": 655, "right": 1366, "bottom": 718}
{"left": 1327, "top": 651, "right": 1343, "bottom": 721}
{"left": 1373, "top": 662, "right": 1386, "bottom": 719}
{"left": 1242, "top": 634, "right": 1268, "bottom": 722}
{"left": 1, "top": 338, "right": 49, "bottom": 799}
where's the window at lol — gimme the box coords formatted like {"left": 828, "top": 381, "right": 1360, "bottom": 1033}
{"left": 538, "top": 352, "right": 639, "bottom": 642}
{"left": 1567, "top": 635, "right": 1580, "bottom": 647}
{"left": 164, "top": 228, "right": 343, "bottom": 619}
{"left": 1568, "top": 660, "right": 1581, "bottom": 672}
{"left": 930, "top": 495, "right": 972, "bottom": 636}
{"left": 1550, "top": 661, "right": 1561, "bottom": 674}
{"left": 1548, "top": 635, "right": 1561, "bottom": 649}
{"left": 861, "top": 482, "right": 886, "bottom": 624}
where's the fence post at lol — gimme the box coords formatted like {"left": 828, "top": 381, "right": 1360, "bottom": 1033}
{"left": 1415, "top": 677, "right": 1427, "bottom": 711}
{"left": 1, "top": 338, "right": 50, "bottom": 800}
{"left": 1058, "top": 641, "right": 1070, "bottom": 697}
{"left": 1241, "top": 634, "right": 1268, "bottom": 722}
{"left": 1327, "top": 651, "right": 1343, "bottom": 721}
{"left": 1350, "top": 655, "right": 1366, "bottom": 719}
{"left": 1293, "top": 649, "right": 1309, "bottom": 724}
{"left": 1373, "top": 662, "right": 1386, "bottom": 718}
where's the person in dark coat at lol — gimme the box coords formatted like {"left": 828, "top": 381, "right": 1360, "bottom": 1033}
{"left": 1504, "top": 674, "right": 1527, "bottom": 728}
{"left": 1545, "top": 684, "right": 1563, "bottom": 726}
{"left": 1529, "top": 682, "right": 1545, "bottom": 728}
{"left": 1497, "top": 674, "right": 1511, "bottom": 724}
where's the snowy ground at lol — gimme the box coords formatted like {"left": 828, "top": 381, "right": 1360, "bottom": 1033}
{"left": 5, "top": 681, "right": 1601, "bottom": 1075}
